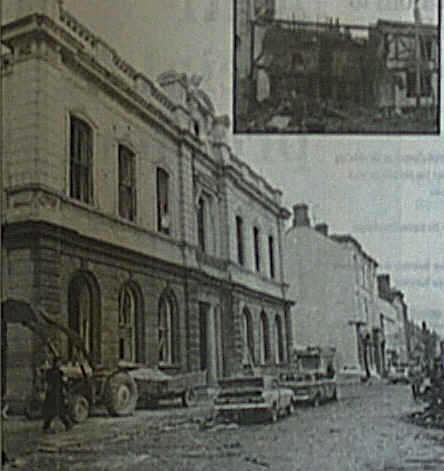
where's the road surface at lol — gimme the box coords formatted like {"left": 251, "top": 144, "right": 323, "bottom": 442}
{"left": 3, "top": 381, "right": 444, "bottom": 470}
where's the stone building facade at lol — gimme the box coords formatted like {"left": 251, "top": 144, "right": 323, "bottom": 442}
{"left": 1, "top": 0, "right": 293, "bottom": 408}
{"left": 284, "top": 204, "right": 381, "bottom": 375}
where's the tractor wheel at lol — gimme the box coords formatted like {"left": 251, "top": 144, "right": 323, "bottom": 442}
{"left": 182, "top": 389, "right": 197, "bottom": 407}
{"left": 69, "top": 394, "right": 90, "bottom": 423}
{"left": 25, "top": 397, "right": 42, "bottom": 420}
{"left": 105, "top": 372, "right": 138, "bottom": 417}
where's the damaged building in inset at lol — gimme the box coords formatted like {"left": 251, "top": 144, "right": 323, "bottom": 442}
{"left": 369, "top": 19, "right": 439, "bottom": 112}
{"left": 235, "top": 1, "right": 439, "bottom": 132}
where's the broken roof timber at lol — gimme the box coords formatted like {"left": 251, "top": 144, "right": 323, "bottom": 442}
{"left": 255, "top": 17, "right": 438, "bottom": 35}
{"left": 255, "top": 17, "right": 370, "bottom": 31}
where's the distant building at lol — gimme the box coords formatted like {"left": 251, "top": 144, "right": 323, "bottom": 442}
{"left": 235, "top": 4, "right": 439, "bottom": 131}
{"left": 1, "top": 0, "right": 292, "bottom": 410}
{"left": 377, "top": 274, "right": 409, "bottom": 370}
{"left": 329, "top": 234, "right": 379, "bottom": 376}
{"left": 408, "top": 320, "right": 440, "bottom": 373}
{"left": 284, "top": 204, "right": 380, "bottom": 375}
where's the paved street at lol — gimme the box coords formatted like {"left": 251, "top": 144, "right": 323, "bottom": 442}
{"left": 4, "top": 381, "right": 444, "bottom": 470}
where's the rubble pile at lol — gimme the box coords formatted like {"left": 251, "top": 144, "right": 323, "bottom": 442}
{"left": 407, "top": 405, "right": 444, "bottom": 429}
{"left": 406, "top": 380, "right": 444, "bottom": 429}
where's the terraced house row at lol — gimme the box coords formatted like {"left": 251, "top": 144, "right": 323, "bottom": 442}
{"left": 1, "top": 0, "right": 294, "bottom": 410}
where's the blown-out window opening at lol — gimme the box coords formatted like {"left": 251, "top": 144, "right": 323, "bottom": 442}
{"left": 118, "top": 145, "right": 136, "bottom": 221}
{"left": 236, "top": 216, "right": 244, "bottom": 266}
{"left": 157, "top": 168, "right": 170, "bottom": 235}
{"left": 70, "top": 116, "right": 93, "bottom": 204}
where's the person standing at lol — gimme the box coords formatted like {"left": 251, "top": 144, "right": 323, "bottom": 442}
{"left": 42, "top": 357, "right": 73, "bottom": 433}
{"left": 409, "top": 363, "right": 422, "bottom": 401}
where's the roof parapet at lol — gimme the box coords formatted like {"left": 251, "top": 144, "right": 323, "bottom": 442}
{"left": 3, "top": 2, "right": 284, "bottom": 210}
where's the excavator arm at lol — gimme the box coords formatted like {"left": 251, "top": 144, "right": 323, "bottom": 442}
{"left": 2, "top": 299, "right": 95, "bottom": 370}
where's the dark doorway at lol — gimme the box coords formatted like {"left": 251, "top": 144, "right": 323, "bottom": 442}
{"left": 1, "top": 319, "right": 7, "bottom": 400}
{"left": 199, "top": 303, "right": 209, "bottom": 372}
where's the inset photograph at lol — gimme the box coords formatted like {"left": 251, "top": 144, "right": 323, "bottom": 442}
{"left": 234, "top": 0, "right": 440, "bottom": 134}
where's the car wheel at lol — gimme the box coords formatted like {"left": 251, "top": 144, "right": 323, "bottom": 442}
{"left": 25, "top": 397, "right": 42, "bottom": 420}
{"left": 182, "top": 389, "right": 198, "bottom": 407}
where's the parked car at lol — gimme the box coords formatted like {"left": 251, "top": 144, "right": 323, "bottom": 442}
{"left": 279, "top": 372, "right": 337, "bottom": 406}
{"left": 337, "top": 365, "right": 367, "bottom": 382}
{"left": 213, "top": 376, "right": 294, "bottom": 423}
{"left": 387, "top": 364, "right": 410, "bottom": 384}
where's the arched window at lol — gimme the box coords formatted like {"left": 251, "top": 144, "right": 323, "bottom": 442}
{"left": 68, "top": 273, "right": 100, "bottom": 365}
{"left": 275, "top": 315, "right": 285, "bottom": 364}
{"left": 242, "top": 308, "right": 254, "bottom": 365}
{"left": 158, "top": 294, "right": 177, "bottom": 366}
{"left": 70, "top": 116, "right": 93, "bottom": 204}
{"left": 118, "top": 285, "right": 137, "bottom": 362}
{"left": 260, "top": 312, "right": 271, "bottom": 364}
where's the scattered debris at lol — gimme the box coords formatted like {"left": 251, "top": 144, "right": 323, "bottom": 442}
{"left": 245, "top": 456, "right": 270, "bottom": 468}
{"left": 209, "top": 423, "right": 240, "bottom": 432}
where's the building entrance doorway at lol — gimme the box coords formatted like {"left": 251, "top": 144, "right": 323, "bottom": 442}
{"left": 199, "top": 302, "right": 220, "bottom": 386}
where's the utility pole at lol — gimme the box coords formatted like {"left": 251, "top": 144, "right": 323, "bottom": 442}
{"left": 0, "top": 0, "right": 5, "bottom": 305}
{"left": 414, "top": 0, "right": 422, "bottom": 108}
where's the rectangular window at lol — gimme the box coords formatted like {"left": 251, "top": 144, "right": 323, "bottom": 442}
{"left": 236, "top": 216, "right": 244, "bottom": 266}
{"left": 423, "top": 37, "right": 434, "bottom": 61}
{"left": 157, "top": 168, "right": 170, "bottom": 235}
{"left": 253, "top": 226, "right": 261, "bottom": 272}
{"left": 406, "top": 71, "right": 432, "bottom": 98}
{"left": 118, "top": 145, "right": 136, "bottom": 221}
{"left": 197, "top": 197, "right": 206, "bottom": 252}
{"left": 268, "top": 235, "right": 275, "bottom": 279}
{"left": 70, "top": 117, "right": 93, "bottom": 203}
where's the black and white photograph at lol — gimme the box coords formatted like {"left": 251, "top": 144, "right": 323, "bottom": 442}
{"left": 1, "top": 1, "right": 444, "bottom": 470}
{"left": 235, "top": 0, "right": 440, "bottom": 133}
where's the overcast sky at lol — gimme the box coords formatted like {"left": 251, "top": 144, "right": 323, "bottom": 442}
{"left": 25, "top": 1, "right": 444, "bottom": 334}
{"left": 276, "top": 0, "right": 438, "bottom": 24}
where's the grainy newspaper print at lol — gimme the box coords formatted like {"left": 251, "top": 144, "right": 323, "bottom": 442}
{"left": 1, "top": 1, "right": 444, "bottom": 470}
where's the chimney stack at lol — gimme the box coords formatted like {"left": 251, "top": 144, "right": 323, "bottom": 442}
{"left": 293, "top": 204, "right": 310, "bottom": 227}
{"left": 377, "top": 274, "right": 391, "bottom": 296}
{"left": 314, "top": 223, "right": 328, "bottom": 236}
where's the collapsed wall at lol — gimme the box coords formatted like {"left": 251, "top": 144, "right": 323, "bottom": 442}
{"left": 249, "top": 23, "right": 383, "bottom": 124}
